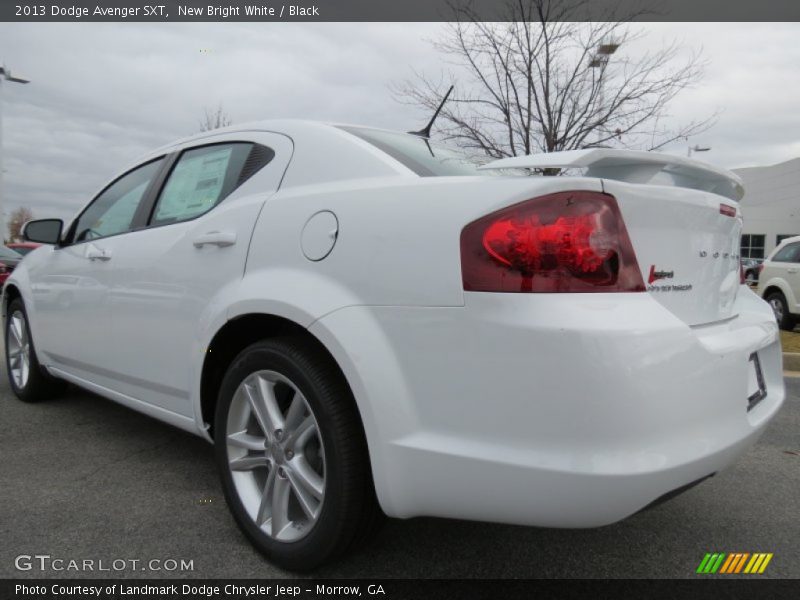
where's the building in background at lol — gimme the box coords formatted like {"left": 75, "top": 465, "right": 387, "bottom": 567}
{"left": 735, "top": 157, "right": 800, "bottom": 259}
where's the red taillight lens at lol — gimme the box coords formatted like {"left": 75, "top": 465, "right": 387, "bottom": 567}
{"left": 740, "top": 264, "right": 746, "bottom": 284}
{"left": 461, "top": 191, "right": 645, "bottom": 293}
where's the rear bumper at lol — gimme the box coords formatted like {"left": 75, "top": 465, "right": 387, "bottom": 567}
{"left": 310, "top": 286, "right": 784, "bottom": 527}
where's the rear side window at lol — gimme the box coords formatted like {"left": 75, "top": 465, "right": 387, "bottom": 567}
{"left": 150, "top": 143, "right": 274, "bottom": 226}
{"left": 772, "top": 242, "right": 800, "bottom": 262}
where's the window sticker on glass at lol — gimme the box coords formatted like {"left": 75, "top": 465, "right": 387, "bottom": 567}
{"left": 155, "top": 146, "right": 233, "bottom": 222}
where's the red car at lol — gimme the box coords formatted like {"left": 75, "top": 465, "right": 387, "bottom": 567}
{"left": 0, "top": 246, "right": 24, "bottom": 285}
{"left": 0, "top": 261, "right": 11, "bottom": 285}
{"left": 6, "top": 242, "right": 42, "bottom": 256}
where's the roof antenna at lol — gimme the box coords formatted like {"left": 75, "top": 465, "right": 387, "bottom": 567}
{"left": 408, "top": 85, "right": 454, "bottom": 138}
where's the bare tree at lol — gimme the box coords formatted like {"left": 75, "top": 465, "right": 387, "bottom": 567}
{"left": 199, "top": 104, "right": 233, "bottom": 132}
{"left": 394, "top": 0, "right": 716, "bottom": 159}
{"left": 7, "top": 206, "right": 34, "bottom": 243}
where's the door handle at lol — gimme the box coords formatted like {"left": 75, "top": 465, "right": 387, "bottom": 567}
{"left": 788, "top": 268, "right": 798, "bottom": 274}
{"left": 86, "top": 244, "right": 112, "bottom": 261}
{"left": 193, "top": 231, "right": 237, "bottom": 248}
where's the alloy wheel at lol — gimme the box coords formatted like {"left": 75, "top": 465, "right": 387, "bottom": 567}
{"left": 225, "top": 370, "right": 326, "bottom": 542}
{"left": 769, "top": 297, "right": 784, "bottom": 322}
{"left": 7, "top": 310, "right": 31, "bottom": 389}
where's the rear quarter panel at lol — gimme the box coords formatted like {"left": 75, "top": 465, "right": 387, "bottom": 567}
{"left": 236, "top": 175, "right": 605, "bottom": 315}
{"left": 222, "top": 175, "right": 604, "bottom": 501}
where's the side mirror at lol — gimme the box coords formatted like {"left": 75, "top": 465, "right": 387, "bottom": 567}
{"left": 22, "top": 219, "right": 63, "bottom": 245}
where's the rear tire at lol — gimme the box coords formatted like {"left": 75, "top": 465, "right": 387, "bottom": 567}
{"left": 214, "top": 337, "right": 382, "bottom": 571}
{"left": 766, "top": 291, "right": 796, "bottom": 331}
{"left": 5, "top": 298, "right": 66, "bottom": 402}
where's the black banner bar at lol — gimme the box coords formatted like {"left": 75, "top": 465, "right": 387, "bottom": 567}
{"left": 2, "top": 0, "right": 800, "bottom": 22}
{"left": 3, "top": 579, "right": 799, "bottom": 600}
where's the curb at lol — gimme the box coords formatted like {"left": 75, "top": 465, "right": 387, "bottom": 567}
{"left": 783, "top": 352, "right": 800, "bottom": 372}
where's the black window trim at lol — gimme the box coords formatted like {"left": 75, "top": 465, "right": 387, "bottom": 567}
{"left": 131, "top": 152, "right": 180, "bottom": 231}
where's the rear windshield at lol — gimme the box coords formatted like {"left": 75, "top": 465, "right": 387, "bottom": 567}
{"left": 338, "top": 126, "right": 483, "bottom": 177}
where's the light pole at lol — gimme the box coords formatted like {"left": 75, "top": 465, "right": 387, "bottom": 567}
{"left": 0, "top": 64, "right": 30, "bottom": 243}
{"left": 589, "top": 41, "right": 620, "bottom": 146}
{"left": 688, "top": 144, "right": 711, "bottom": 158}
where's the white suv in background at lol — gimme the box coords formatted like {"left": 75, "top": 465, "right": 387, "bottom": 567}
{"left": 758, "top": 235, "right": 800, "bottom": 330}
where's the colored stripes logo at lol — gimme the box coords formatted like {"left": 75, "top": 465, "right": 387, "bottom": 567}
{"left": 696, "top": 552, "right": 773, "bottom": 574}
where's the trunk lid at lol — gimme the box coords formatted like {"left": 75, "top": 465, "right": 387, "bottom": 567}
{"left": 604, "top": 178, "right": 743, "bottom": 326}
{"left": 479, "top": 149, "right": 744, "bottom": 326}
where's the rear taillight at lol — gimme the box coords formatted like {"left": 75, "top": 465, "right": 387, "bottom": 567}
{"left": 740, "top": 264, "right": 745, "bottom": 284}
{"left": 461, "top": 191, "right": 645, "bottom": 293}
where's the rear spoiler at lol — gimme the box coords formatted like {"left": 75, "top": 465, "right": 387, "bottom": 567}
{"left": 478, "top": 149, "right": 744, "bottom": 202}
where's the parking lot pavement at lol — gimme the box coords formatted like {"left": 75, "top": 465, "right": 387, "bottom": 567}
{"left": 0, "top": 364, "right": 798, "bottom": 580}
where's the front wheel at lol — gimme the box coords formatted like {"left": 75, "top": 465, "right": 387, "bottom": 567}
{"left": 5, "top": 298, "right": 65, "bottom": 401}
{"left": 215, "top": 337, "right": 382, "bottom": 570}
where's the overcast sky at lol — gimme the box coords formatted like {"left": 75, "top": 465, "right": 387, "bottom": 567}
{"left": 1, "top": 22, "right": 799, "bottom": 222}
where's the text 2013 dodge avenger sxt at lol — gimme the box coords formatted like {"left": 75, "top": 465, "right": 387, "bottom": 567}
{"left": 3, "top": 121, "right": 784, "bottom": 569}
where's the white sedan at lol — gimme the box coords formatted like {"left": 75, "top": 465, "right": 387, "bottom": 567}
{"left": 4, "top": 121, "right": 784, "bottom": 570}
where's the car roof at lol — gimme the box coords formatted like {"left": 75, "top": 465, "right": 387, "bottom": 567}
{"left": 145, "top": 119, "right": 391, "bottom": 155}
{"left": 767, "top": 235, "right": 800, "bottom": 259}
{"left": 775, "top": 235, "right": 800, "bottom": 249}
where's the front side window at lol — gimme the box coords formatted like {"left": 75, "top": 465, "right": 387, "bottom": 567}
{"left": 73, "top": 158, "right": 164, "bottom": 243}
{"left": 772, "top": 242, "right": 800, "bottom": 263}
{"left": 150, "top": 143, "right": 266, "bottom": 226}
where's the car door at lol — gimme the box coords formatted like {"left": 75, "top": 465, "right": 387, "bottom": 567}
{"left": 100, "top": 133, "right": 292, "bottom": 417}
{"left": 29, "top": 157, "right": 166, "bottom": 379}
